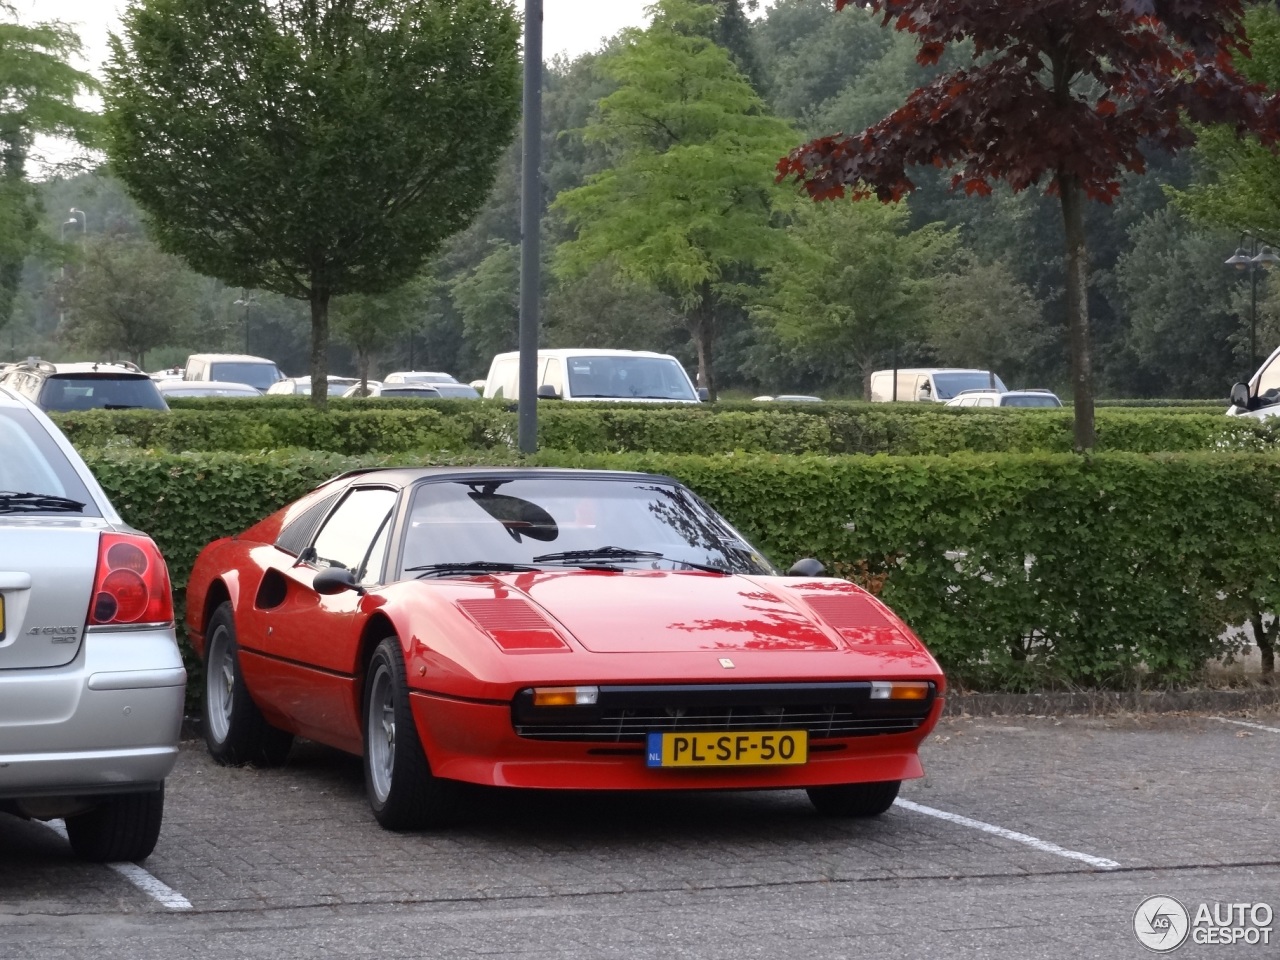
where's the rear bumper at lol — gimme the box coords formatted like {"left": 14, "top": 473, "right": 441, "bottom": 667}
{"left": 411, "top": 692, "right": 943, "bottom": 790}
{"left": 0, "top": 626, "right": 186, "bottom": 798}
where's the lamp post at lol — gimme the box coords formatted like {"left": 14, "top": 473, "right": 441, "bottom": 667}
{"left": 233, "top": 291, "right": 257, "bottom": 354}
{"left": 1225, "top": 235, "right": 1280, "bottom": 371}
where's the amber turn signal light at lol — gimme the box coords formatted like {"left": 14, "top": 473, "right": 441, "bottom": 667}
{"left": 870, "top": 681, "right": 932, "bottom": 701}
{"left": 531, "top": 685, "right": 599, "bottom": 707}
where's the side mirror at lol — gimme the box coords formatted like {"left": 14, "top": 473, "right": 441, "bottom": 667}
{"left": 787, "top": 558, "right": 826, "bottom": 577}
{"left": 1230, "top": 381, "right": 1252, "bottom": 410}
{"left": 313, "top": 565, "right": 364, "bottom": 596}
{"left": 697, "top": 387, "right": 710, "bottom": 402}
{"left": 536, "top": 384, "right": 561, "bottom": 400}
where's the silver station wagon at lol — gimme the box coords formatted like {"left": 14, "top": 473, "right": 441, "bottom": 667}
{"left": 0, "top": 386, "right": 185, "bottom": 861}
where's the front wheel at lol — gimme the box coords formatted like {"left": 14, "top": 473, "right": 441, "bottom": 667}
{"left": 203, "top": 601, "right": 293, "bottom": 767}
{"left": 64, "top": 787, "right": 164, "bottom": 862}
{"left": 363, "top": 637, "right": 461, "bottom": 830}
{"left": 807, "top": 780, "right": 901, "bottom": 818}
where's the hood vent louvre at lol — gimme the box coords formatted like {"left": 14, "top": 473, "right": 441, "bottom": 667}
{"left": 456, "top": 598, "right": 570, "bottom": 652}
{"left": 800, "top": 594, "right": 910, "bottom": 646}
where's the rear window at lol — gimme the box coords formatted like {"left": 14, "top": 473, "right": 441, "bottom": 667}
{"left": 39, "top": 374, "right": 169, "bottom": 412}
{"left": 208, "top": 362, "right": 282, "bottom": 391}
{"left": 424, "top": 384, "right": 477, "bottom": 398}
{"left": 1002, "top": 395, "right": 1061, "bottom": 407}
{"left": 0, "top": 408, "right": 100, "bottom": 514}
{"left": 381, "top": 387, "right": 441, "bottom": 399}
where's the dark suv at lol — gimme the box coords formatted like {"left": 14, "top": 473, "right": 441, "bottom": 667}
{"left": 0, "top": 359, "right": 170, "bottom": 412}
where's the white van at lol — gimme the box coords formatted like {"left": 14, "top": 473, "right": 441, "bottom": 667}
{"left": 869, "top": 368, "right": 1007, "bottom": 403}
{"left": 482, "top": 349, "right": 704, "bottom": 403}
{"left": 184, "top": 353, "right": 284, "bottom": 392}
{"left": 1229, "top": 345, "right": 1280, "bottom": 417}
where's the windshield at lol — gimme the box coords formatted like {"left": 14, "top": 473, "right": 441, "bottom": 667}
{"left": 41, "top": 375, "right": 169, "bottom": 412}
{"left": 1002, "top": 394, "right": 1060, "bottom": 408}
{"left": 209, "top": 362, "right": 282, "bottom": 391}
{"left": 932, "top": 372, "right": 1007, "bottom": 399}
{"left": 566, "top": 356, "right": 696, "bottom": 401}
{"left": 401, "top": 476, "right": 772, "bottom": 576}
{"left": 0, "top": 409, "right": 100, "bottom": 514}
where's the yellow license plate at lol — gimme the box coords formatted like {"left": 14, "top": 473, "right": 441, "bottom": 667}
{"left": 0, "top": 594, "right": 5, "bottom": 641}
{"left": 646, "top": 730, "right": 808, "bottom": 768}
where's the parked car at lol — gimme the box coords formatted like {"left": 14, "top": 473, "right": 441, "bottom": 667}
{"left": 158, "top": 380, "right": 263, "bottom": 399}
{"left": 0, "top": 385, "right": 185, "bottom": 861}
{"left": 183, "top": 353, "right": 284, "bottom": 392}
{"left": 340, "top": 382, "right": 479, "bottom": 400}
{"left": 0, "top": 359, "right": 170, "bottom": 413}
{"left": 382, "top": 370, "right": 460, "bottom": 385}
{"left": 483, "top": 349, "right": 705, "bottom": 403}
{"left": 869, "top": 368, "right": 1007, "bottom": 403}
{"left": 752, "top": 395, "right": 823, "bottom": 403}
{"left": 267, "top": 376, "right": 360, "bottom": 396}
{"left": 185, "top": 466, "right": 945, "bottom": 830}
{"left": 945, "top": 389, "right": 1062, "bottom": 408}
{"left": 149, "top": 366, "right": 184, "bottom": 381}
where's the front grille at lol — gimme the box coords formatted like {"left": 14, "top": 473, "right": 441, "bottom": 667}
{"left": 512, "top": 682, "right": 934, "bottom": 743}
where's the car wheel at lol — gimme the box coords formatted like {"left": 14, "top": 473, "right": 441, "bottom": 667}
{"left": 203, "top": 601, "right": 293, "bottom": 767}
{"left": 363, "top": 637, "right": 460, "bottom": 830}
{"left": 806, "top": 780, "right": 901, "bottom": 818}
{"left": 64, "top": 787, "right": 164, "bottom": 862}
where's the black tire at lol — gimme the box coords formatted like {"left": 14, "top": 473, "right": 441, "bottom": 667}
{"left": 65, "top": 787, "right": 165, "bottom": 862}
{"left": 807, "top": 780, "right": 901, "bottom": 818}
{"left": 363, "top": 637, "right": 461, "bottom": 830}
{"left": 203, "top": 601, "right": 293, "bottom": 767}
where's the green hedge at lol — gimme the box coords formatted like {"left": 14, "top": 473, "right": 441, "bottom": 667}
{"left": 84, "top": 447, "right": 1275, "bottom": 693}
{"left": 54, "top": 402, "right": 1274, "bottom": 457}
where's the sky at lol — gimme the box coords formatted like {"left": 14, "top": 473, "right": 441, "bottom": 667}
{"left": 18, "top": 0, "right": 662, "bottom": 75}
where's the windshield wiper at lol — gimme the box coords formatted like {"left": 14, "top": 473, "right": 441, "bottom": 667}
{"left": 532, "top": 546, "right": 729, "bottom": 574}
{"left": 0, "top": 491, "right": 86, "bottom": 514}
{"left": 407, "top": 561, "right": 542, "bottom": 579}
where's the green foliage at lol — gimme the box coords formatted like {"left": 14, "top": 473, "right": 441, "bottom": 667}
{"left": 751, "top": 200, "right": 956, "bottom": 396}
{"left": 553, "top": 0, "right": 797, "bottom": 396}
{"left": 83, "top": 445, "right": 1280, "bottom": 691}
{"left": 0, "top": 5, "right": 99, "bottom": 327}
{"left": 58, "top": 232, "right": 200, "bottom": 365}
{"left": 55, "top": 401, "right": 1274, "bottom": 457}
{"left": 104, "top": 0, "right": 522, "bottom": 402}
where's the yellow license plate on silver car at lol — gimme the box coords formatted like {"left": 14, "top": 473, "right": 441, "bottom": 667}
{"left": 645, "top": 730, "right": 808, "bottom": 768}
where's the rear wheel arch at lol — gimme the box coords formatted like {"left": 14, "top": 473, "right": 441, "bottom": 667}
{"left": 201, "top": 579, "right": 232, "bottom": 637}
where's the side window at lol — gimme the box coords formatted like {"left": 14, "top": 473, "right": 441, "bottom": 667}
{"left": 1256, "top": 355, "right": 1280, "bottom": 404}
{"left": 977, "top": 397, "right": 996, "bottom": 407}
{"left": 310, "top": 487, "right": 398, "bottom": 574}
{"left": 542, "top": 358, "right": 564, "bottom": 396}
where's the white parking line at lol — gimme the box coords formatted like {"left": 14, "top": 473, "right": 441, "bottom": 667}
{"left": 893, "top": 798, "right": 1121, "bottom": 870}
{"left": 42, "top": 820, "right": 193, "bottom": 910}
{"left": 1212, "top": 717, "right": 1280, "bottom": 735}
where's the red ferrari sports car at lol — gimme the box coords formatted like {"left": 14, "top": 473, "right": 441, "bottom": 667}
{"left": 185, "top": 467, "right": 945, "bottom": 829}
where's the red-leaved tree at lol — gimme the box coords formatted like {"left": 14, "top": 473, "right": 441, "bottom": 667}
{"left": 778, "top": 0, "right": 1280, "bottom": 449}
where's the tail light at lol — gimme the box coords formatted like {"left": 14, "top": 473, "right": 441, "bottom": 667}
{"left": 86, "top": 533, "right": 175, "bottom": 626}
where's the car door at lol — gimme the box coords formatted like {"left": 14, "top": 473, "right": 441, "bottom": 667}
{"left": 247, "top": 485, "right": 399, "bottom": 748}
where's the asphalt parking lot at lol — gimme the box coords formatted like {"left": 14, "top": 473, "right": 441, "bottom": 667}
{"left": 1, "top": 710, "right": 1277, "bottom": 960}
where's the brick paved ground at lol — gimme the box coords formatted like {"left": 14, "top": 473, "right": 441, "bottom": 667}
{"left": 1, "top": 709, "right": 1277, "bottom": 959}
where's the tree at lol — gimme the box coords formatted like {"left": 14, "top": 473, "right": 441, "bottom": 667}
{"left": 553, "top": 0, "right": 796, "bottom": 398}
{"left": 0, "top": 5, "right": 99, "bottom": 330}
{"left": 450, "top": 240, "right": 520, "bottom": 366}
{"left": 751, "top": 199, "right": 954, "bottom": 396}
{"left": 59, "top": 233, "right": 199, "bottom": 365}
{"left": 928, "top": 254, "right": 1049, "bottom": 390}
{"left": 332, "top": 276, "right": 434, "bottom": 390}
{"left": 104, "top": 0, "right": 521, "bottom": 405}
{"left": 777, "top": 0, "right": 1280, "bottom": 449}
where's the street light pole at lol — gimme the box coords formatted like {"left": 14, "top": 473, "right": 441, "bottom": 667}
{"left": 517, "top": 0, "right": 543, "bottom": 454}
{"left": 1225, "top": 235, "right": 1280, "bottom": 371}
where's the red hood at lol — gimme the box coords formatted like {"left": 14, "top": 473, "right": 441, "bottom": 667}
{"left": 480, "top": 570, "right": 913, "bottom": 654}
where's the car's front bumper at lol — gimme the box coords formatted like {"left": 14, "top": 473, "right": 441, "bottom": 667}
{"left": 411, "top": 691, "right": 944, "bottom": 790}
{"left": 0, "top": 625, "right": 186, "bottom": 798}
